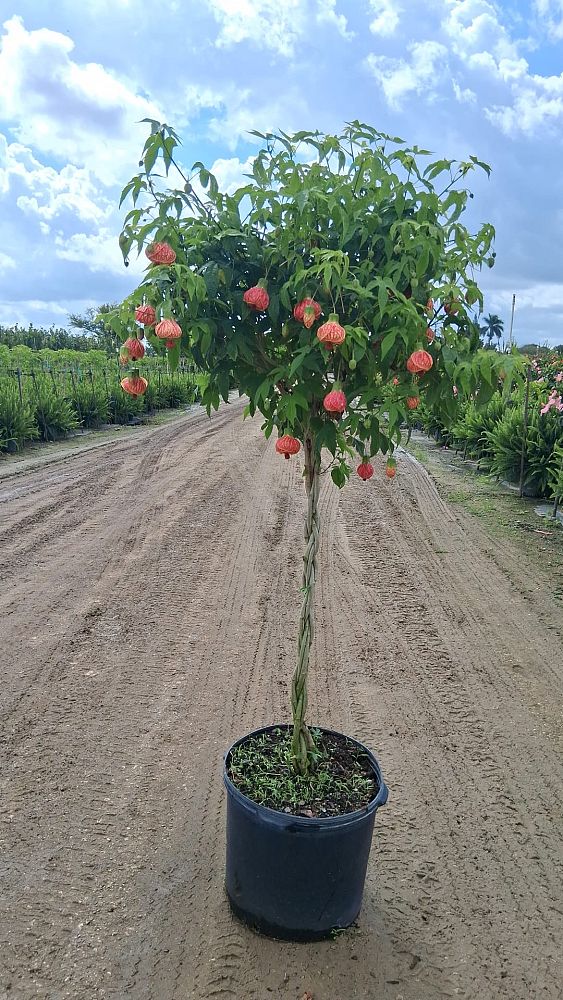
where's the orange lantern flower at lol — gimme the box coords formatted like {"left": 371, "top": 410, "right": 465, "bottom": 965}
{"left": 406, "top": 350, "right": 433, "bottom": 374}
{"left": 145, "top": 242, "right": 176, "bottom": 265}
{"left": 357, "top": 462, "right": 374, "bottom": 481}
{"left": 121, "top": 374, "right": 148, "bottom": 397}
{"left": 275, "top": 435, "right": 301, "bottom": 460}
{"left": 135, "top": 304, "right": 157, "bottom": 326}
{"left": 123, "top": 336, "right": 145, "bottom": 360}
{"left": 294, "top": 298, "right": 321, "bottom": 329}
{"left": 243, "top": 285, "right": 270, "bottom": 311}
{"left": 317, "top": 314, "right": 346, "bottom": 348}
{"left": 323, "top": 389, "right": 347, "bottom": 414}
{"left": 155, "top": 318, "right": 182, "bottom": 340}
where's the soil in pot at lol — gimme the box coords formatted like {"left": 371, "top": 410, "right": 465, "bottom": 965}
{"left": 226, "top": 726, "right": 378, "bottom": 818}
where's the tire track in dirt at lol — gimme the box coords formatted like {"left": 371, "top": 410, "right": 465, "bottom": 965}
{"left": 329, "top": 450, "right": 562, "bottom": 999}
{"left": 1, "top": 407, "right": 561, "bottom": 1000}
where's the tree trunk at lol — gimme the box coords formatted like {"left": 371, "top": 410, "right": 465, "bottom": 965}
{"left": 290, "top": 432, "right": 320, "bottom": 775}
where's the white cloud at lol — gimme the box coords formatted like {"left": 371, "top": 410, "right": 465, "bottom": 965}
{"left": 0, "top": 252, "right": 16, "bottom": 269}
{"left": 365, "top": 40, "right": 448, "bottom": 109}
{"left": 439, "top": 0, "right": 563, "bottom": 135}
{"left": 209, "top": 156, "right": 254, "bottom": 194}
{"left": 54, "top": 230, "right": 145, "bottom": 276}
{"left": 0, "top": 298, "right": 92, "bottom": 327}
{"left": 442, "top": 0, "right": 518, "bottom": 60}
{"left": 207, "top": 0, "right": 307, "bottom": 56}
{"left": 452, "top": 81, "right": 477, "bottom": 104}
{"left": 494, "top": 281, "right": 563, "bottom": 312}
{"left": 0, "top": 135, "right": 111, "bottom": 227}
{"left": 207, "top": 87, "right": 309, "bottom": 149}
{"left": 316, "top": 0, "right": 353, "bottom": 39}
{"left": 0, "top": 15, "right": 163, "bottom": 185}
{"left": 368, "top": 0, "right": 402, "bottom": 36}
{"left": 485, "top": 72, "right": 563, "bottom": 133}
{"left": 534, "top": 0, "right": 563, "bottom": 39}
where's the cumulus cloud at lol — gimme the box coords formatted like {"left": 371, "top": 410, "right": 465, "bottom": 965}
{"left": 495, "top": 281, "right": 563, "bottom": 313}
{"left": 1, "top": 0, "right": 562, "bottom": 343}
{"left": 207, "top": 86, "right": 310, "bottom": 149}
{"left": 206, "top": 0, "right": 352, "bottom": 55}
{"left": 0, "top": 298, "right": 94, "bottom": 328}
{"left": 207, "top": 0, "right": 307, "bottom": 56}
{"left": 534, "top": 0, "right": 563, "bottom": 39}
{"left": 316, "top": 0, "right": 353, "bottom": 39}
{"left": 365, "top": 41, "right": 449, "bottom": 109}
{"left": 452, "top": 81, "right": 477, "bottom": 104}
{"left": 208, "top": 156, "right": 254, "bottom": 194}
{"left": 442, "top": 0, "right": 519, "bottom": 60}
{"left": 364, "top": 0, "right": 563, "bottom": 136}
{"left": 485, "top": 72, "right": 563, "bottom": 133}
{"left": 368, "top": 0, "right": 402, "bottom": 36}
{"left": 0, "top": 15, "right": 163, "bottom": 185}
{"left": 54, "top": 229, "right": 144, "bottom": 275}
{"left": 0, "top": 135, "right": 111, "bottom": 227}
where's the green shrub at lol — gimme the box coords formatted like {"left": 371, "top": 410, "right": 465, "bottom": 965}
{"left": 32, "top": 384, "right": 79, "bottom": 441}
{"left": 107, "top": 387, "right": 143, "bottom": 423}
{"left": 142, "top": 379, "right": 163, "bottom": 412}
{"left": 526, "top": 411, "right": 563, "bottom": 497}
{"left": 415, "top": 401, "right": 451, "bottom": 443}
{"left": 452, "top": 394, "right": 507, "bottom": 460}
{"left": 69, "top": 383, "right": 110, "bottom": 427}
{"left": 158, "top": 377, "right": 192, "bottom": 408}
{"left": 0, "top": 383, "right": 39, "bottom": 452}
{"left": 486, "top": 408, "right": 562, "bottom": 497}
{"left": 548, "top": 443, "right": 563, "bottom": 505}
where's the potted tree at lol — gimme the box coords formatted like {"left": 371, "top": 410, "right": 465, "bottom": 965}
{"left": 108, "top": 122, "right": 517, "bottom": 940}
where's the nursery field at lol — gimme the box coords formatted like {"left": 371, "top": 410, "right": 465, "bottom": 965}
{"left": 0, "top": 400, "right": 562, "bottom": 1000}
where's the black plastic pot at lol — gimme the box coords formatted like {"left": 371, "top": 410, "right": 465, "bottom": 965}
{"left": 223, "top": 724, "right": 388, "bottom": 941}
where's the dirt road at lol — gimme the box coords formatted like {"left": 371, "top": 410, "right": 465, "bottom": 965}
{"left": 1, "top": 402, "right": 562, "bottom": 1000}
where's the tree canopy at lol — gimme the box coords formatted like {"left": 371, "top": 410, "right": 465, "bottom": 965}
{"left": 108, "top": 121, "right": 522, "bottom": 486}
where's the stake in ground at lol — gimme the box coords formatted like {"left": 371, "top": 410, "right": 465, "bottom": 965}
{"left": 108, "top": 121, "right": 524, "bottom": 776}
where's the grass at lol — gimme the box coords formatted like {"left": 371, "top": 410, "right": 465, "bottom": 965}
{"left": 407, "top": 443, "right": 429, "bottom": 466}
{"left": 408, "top": 431, "right": 563, "bottom": 601}
{"left": 227, "top": 727, "right": 377, "bottom": 817}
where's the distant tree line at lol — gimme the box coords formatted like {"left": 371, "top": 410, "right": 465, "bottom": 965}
{"left": 0, "top": 323, "right": 96, "bottom": 352}
{"left": 2, "top": 307, "right": 560, "bottom": 360}
{"left": 520, "top": 343, "right": 563, "bottom": 357}
{"left": 0, "top": 304, "right": 119, "bottom": 355}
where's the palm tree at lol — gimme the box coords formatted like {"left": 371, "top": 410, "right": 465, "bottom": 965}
{"left": 480, "top": 313, "right": 504, "bottom": 349}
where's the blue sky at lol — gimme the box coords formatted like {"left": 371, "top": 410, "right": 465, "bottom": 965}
{"left": 0, "top": 0, "right": 562, "bottom": 346}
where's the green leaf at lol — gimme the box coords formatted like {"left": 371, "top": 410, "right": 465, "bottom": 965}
{"left": 318, "top": 420, "right": 337, "bottom": 455}
{"left": 200, "top": 328, "right": 212, "bottom": 355}
{"left": 167, "top": 341, "right": 180, "bottom": 372}
{"left": 268, "top": 293, "right": 280, "bottom": 324}
{"left": 295, "top": 190, "right": 309, "bottom": 212}
{"left": 279, "top": 284, "right": 292, "bottom": 310}
{"left": 377, "top": 281, "right": 388, "bottom": 315}
{"left": 119, "top": 179, "right": 136, "bottom": 208}
{"left": 380, "top": 331, "right": 396, "bottom": 362}
{"left": 255, "top": 377, "right": 273, "bottom": 405}
{"left": 331, "top": 465, "right": 346, "bottom": 488}
{"left": 144, "top": 142, "right": 159, "bottom": 175}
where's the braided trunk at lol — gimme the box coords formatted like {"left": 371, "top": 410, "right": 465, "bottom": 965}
{"left": 291, "top": 432, "right": 320, "bottom": 774}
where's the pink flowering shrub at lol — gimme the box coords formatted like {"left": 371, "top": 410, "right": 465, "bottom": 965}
{"left": 540, "top": 391, "right": 563, "bottom": 415}
{"left": 531, "top": 352, "right": 563, "bottom": 413}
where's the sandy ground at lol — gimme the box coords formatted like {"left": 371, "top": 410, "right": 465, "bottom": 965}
{"left": 1, "top": 401, "right": 562, "bottom": 1000}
